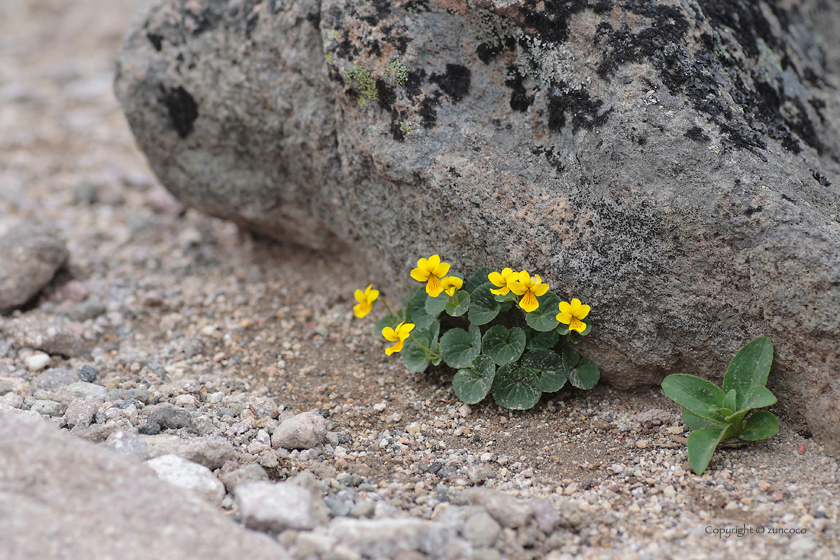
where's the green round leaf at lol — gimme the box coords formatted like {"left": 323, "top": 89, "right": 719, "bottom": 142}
{"left": 445, "top": 290, "right": 471, "bottom": 317}
{"left": 567, "top": 330, "right": 582, "bottom": 344}
{"left": 440, "top": 325, "right": 481, "bottom": 369}
{"left": 521, "top": 349, "right": 570, "bottom": 393}
{"left": 494, "top": 292, "right": 518, "bottom": 303}
{"left": 525, "top": 292, "right": 561, "bottom": 332}
{"left": 526, "top": 329, "right": 559, "bottom": 351}
{"left": 555, "top": 323, "right": 570, "bottom": 336}
{"left": 407, "top": 289, "right": 437, "bottom": 329}
{"left": 402, "top": 329, "right": 433, "bottom": 373}
{"left": 568, "top": 357, "right": 599, "bottom": 389}
{"left": 482, "top": 325, "right": 526, "bottom": 366}
{"left": 425, "top": 293, "right": 449, "bottom": 316}
{"left": 468, "top": 284, "right": 501, "bottom": 325}
{"left": 491, "top": 363, "right": 542, "bottom": 410}
{"left": 452, "top": 355, "right": 496, "bottom": 404}
{"left": 465, "top": 267, "right": 494, "bottom": 294}
{"left": 579, "top": 317, "right": 592, "bottom": 336}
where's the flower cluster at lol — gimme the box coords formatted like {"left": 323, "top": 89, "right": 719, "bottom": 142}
{"left": 349, "top": 255, "right": 600, "bottom": 411}
{"left": 410, "top": 255, "right": 462, "bottom": 298}
{"left": 488, "top": 267, "right": 588, "bottom": 330}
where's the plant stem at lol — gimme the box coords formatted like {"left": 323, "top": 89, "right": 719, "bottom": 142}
{"left": 381, "top": 298, "right": 396, "bottom": 320}
{"left": 408, "top": 333, "right": 440, "bottom": 359}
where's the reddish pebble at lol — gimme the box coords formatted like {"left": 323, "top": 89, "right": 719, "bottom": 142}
{"left": 61, "top": 280, "right": 88, "bottom": 302}
{"left": 798, "top": 443, "right": 806, "bottom": 455}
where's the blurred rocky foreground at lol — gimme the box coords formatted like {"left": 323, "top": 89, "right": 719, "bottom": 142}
{"left": 114, "top": 0, "right": 840, "bottom": 450}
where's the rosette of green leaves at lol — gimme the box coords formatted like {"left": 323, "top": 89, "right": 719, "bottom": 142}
{"left": 661, "top": 336, "right": 779, "bottom": 475}
{"left": 382, "top": 267, "right": 601, "bottom": 410}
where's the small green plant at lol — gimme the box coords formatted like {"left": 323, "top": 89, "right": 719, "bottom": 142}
{"left": 386, "top": 59, "right": 408, "bottom": 85}
{"left": 345, "top": 65, "right": 378, "bottom": 106}
{"left": 661, "top": 336, "right": 779, "bottom": 475}
{"left": 352, "top": 256, "right": 600, "bottom": 410}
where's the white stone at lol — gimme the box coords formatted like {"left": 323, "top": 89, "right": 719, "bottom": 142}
{"left": 146, "top": 454, "right": 225, "bottom": 507}
{"left": 174, "top": 394, "right": 197, "bottom": 407}
{"left": 25, "top": 353, "right": 51, "bottom": 371}
{"left": 235, "top": 481, "right": 318, "bottom": 532}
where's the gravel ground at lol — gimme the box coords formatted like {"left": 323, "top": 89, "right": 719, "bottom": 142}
{"left": 1, "top": 1, "right": 839, "bottom": 559}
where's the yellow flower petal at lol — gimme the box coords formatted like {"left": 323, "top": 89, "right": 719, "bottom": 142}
{"left": 534, "top": 283, "right": 549, "bottom": 297}
{"left": 385, "top": 339, "right": 405, "bottom": 355}
{"left": 382, "top": 326, "right": 399, "bottom": 342}
{"left": 569, "top": 298, "right": 582, "bottom": 314}
{"left": 440, "top": 276, "right": 463, "bottom": 297}
{"left": 520, "top": 290, "right": 539, "bottom": 312}
{"left": 558, "top": 301, "right": 572, "bottom": 314}
{"left": 489, "top": 286, "right": 510, "bottom": 296}
{"left": 576, "top": 304, "right": 591, "bottom": 320}
{"left": 569, "top": 317, "right": 586, "bottom": 332}
{"left": 427, "top": 255, "right": 440, "bottom": 269}
{"left": 396, "top": 322, "right": 415, "bottom": 338}
{"left": 432, "top": 261, "right": 450, "bottom": 278}
{"left": 488, "top": 271, "right": 505, "bottom": 288}
{"left": 411, "top": 267, "right": 431, "bottom": 282}
{"left": 556, "top": 310, "right": 573, "bottom": 324}
{"left": 364, "top": 286, "right": 379, "bottom": 304}
{"left": 426, "top": 275, "right": 444, "bottom": 297}
{"left": 354, "top": 302, "right": 372, "bottom": 318}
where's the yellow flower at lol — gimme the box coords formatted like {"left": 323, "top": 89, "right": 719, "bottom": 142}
{"left": 440, "top": 276, "right": 463, "bottom": 297}
{"left": 382, "top": 321, "right": 415, "bottom": 355}
{"left": 410, "top": 255, "right": 451, "bottom": 297}
{"left": 509, "top": 271, "right": 550, "bottom": 313}
{"left": 487, "top": 268, "right": 515, "bottom": 295}
{"left": 353, "top": 285, "right": 379, "bottom": 318}
{"left": 557, "top": 298, "right": 591, "bottom": 332}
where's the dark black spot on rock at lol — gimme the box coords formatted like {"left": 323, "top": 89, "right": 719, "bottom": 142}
{"left": 160, "top": 86, "right": 199, "bottom": 139}
{"left": 594, "top": 5, "right": 689, "bottom": 80}
{"left": 245, "top": 13, "right": 259, "bottom": 38}
{"left": 147, "top": 32, "right": 163, "bottom": 51}
{"left": 376, "top": 79, "right": 396, "bottom": 111}
{"left": 506, "top": 66, "right": 533, "bottom": 112}
{"left": 187, "top": 4, "right": 224, "bottom": 36}
{"left": 418, "top": 93, "right": 439, "bottom": 129}
{"left": 380, "top": 27, "right": 412, "bottom": 55}
{"left": 367, "top": 39, "right": 382, "bottom": 57}
{"left": 685, "top": 126, "right": 710, "bottom": 142}
{"left": 811, "top": 170, "right": 831, "bottom": 187}
{"left": 269, "top": 0, "right": 285, "bottom": 14}
{"left": 802, "top": 67, "right": 823, "bottom": 88}
{"left": 477, "top": 43, "right": 500, "bottom": 64}
{"left": 448, "top": 167, "right": 462, "bottom": 178}
{"left": 530, "top": 146, "right": 565, "bottom": 174}
{"left": 335, "top": 36, "right": 359, "bottom": 61}
{"left": 404, "top": 69, "right": 427, "bottom": 98}
{"left": 503, "top": 0, "right": 589, "bottom": 44}
{"left": 780, "top": 194, "right": 796, "bottom": 204}
{"left": 743, "top": 206, "right": 763, "bottom": 217}
{"left": 547, "top": 83, "right": 611, "bottom": 133}
{"left": 430, "top": 64, "right": 471, "bottom": 103}
{"left": 361, "top": 0, "right": 391, "bottom": 26}
{"left": 808, "top": 97, "right": 826, "bottom": 124}
{"left": 592, "top": 0, "right": 614, "bottom": 14}
{"left": 306, "top": 10, "right": 321, "bottom": 29}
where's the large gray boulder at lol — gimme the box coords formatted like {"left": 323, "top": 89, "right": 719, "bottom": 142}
{"left": 115, "top": 1, "right": 840, "bottom": 451}
{"left": 0, "top": 413, "right": 290, "bottom": 560}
